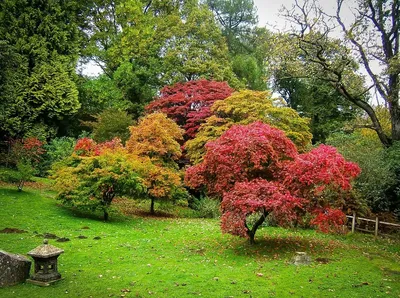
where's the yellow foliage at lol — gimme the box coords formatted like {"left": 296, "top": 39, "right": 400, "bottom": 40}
{"left": 358, "top": 106, "right": 391, "bottom": 141}
{"left": 186, "top": 90, "right": 312, "bottom": 164}
{"left": 126, "top": 112, "right": 184, "bottom": 163}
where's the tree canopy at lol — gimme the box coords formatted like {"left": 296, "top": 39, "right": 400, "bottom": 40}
{"left": 0, "top": 0, "right": 82, "bottom": 139}
{"left": 185, "top": 122, "right": 360, "bottom": 243}
{"left": 146, "top": 80, "right": 233, "bottom": 139}
{"left": 278, "top": 0, "right": 400, "bottom": 147}
{"left": 185, "top": 90, "right": 312, "bottom": 164}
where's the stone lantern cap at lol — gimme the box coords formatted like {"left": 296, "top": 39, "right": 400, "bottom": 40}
{"left": 27, "top": 239, "right": 64, "bottom": 258}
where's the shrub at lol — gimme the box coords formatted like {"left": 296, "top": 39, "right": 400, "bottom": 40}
{"left": 192, "top": 197, "right": 221, "bottom": 218}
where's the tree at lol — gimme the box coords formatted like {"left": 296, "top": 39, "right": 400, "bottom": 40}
{"left": 81, "top": 108, "right": 134, "bottom": 143}
{"left": 274, "top": 75, "right": 361, "bottom": 143}
{"left": 146, "top": 80, "right": 233, "bottom": 139}
{"left": 185, "top": 90, "right": 312, "bottom": 164}
{"left": 10, "top": 138, "right": 45, "bottom": 191}
{"left": 327, "top": 130, "right": 399, "bottom": 213}
{"left": 185, "top": 122, "right": 360, "bottom": 243}
{"left": 279, "top": 0, "right": 400, "bottom": 147}
{"left": 0, "top": 0, "right": 82, "bottom": 139}
{"left": 126, "top": 112, "right": 185, "bottom": 213}
{"left": 126, "top": 113, "right": 184, "bottom": 165}
{"left": 204, "top": 0, "right": 258, "bottom": 51}
{"left": 139, "top": 158, "right": 184, "bottom": 214}
{"left": 79, "top": 0, "right": 122, "bottom": 77}
{"left": 53, "top": 147, "right": 144, "bottom": 221}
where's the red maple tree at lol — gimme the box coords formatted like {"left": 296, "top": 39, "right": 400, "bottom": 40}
{"left": 185, "top": 122, "right": 360, "bottom": 243}
{"left": 146, "top": 79, "right": 233, "bottom": 139}
{"left": 74, "top": 137, "right": 123, "bottom": 157}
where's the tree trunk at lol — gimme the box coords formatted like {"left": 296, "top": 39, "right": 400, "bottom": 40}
{"left": 17, "top": 180, "right": 24, "bottom": 192}
{"left": 150, "top": 197, "right": 155, "bottom": 215}
{"left": 246, "top": 209, "right": 268, "bottom": 244}
{"left": 390, "top": 102, "right": 400, "bottom": 142}
{"left": 104, "top": 210, "right": 109, "bottom": 221}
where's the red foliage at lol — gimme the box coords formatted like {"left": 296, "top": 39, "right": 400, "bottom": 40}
{"left": 185, "top": 121, "right": 298, "bottom": 196}
{"left": 74, "top": 137, "right": 123, "bottom": 157}
{"left": 185, "top": 122, "right": 361, "bottom": 241}
{"left": 310, "top": 208, "right": 347, "bottom": 233}
{"left": 11, "top": 137, "right": 45, "bottom": 163}
{"left": 74, "top": 138, "right": 97, "bottom": 156}
{"left": 283, "top": 145, "right": 361, "bottom": 199}
{"left": 95, "top": 138, "right": 123, "bottom": 155}
{"left": 146, "top": 80, "right": 233, "bottom": 139}
{"left": 221, "top": 179, "right": 304, "bottom": 237}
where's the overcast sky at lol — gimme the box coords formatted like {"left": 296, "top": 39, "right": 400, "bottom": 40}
{"left": 253, "top": 0, "right": 350, "bottom": 31}
{"left": 253, "top": 0, "right": 292, "bottom": 30}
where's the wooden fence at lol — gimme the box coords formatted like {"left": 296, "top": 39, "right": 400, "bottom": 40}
{"left": 346, "top": 212, "right": 400, "bottom": 237}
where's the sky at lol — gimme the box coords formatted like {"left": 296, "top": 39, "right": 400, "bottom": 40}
{"left": 254, "top": 0, "right": 351, "bottom": 31}
{"left": 254, "top": 0, "right": 293, "bottom": 30}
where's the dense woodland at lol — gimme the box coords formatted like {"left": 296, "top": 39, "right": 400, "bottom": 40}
{"left": 0, "top": 0, "right": 399, "bottom": 239}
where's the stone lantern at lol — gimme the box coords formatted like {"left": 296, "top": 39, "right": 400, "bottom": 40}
{"left": 27, "top": 239, "right": 64, "bottom": 286}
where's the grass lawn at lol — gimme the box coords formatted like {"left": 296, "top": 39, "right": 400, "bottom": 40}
{"left": 0, "top": 183, "right": 399, "bottom": 298}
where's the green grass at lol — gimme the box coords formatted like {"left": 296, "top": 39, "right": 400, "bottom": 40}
{"left": 0, "top": 184, "right": 399, "bottom": 298}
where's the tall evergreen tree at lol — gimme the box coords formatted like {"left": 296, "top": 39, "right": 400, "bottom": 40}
{"left": 0, "top": 0, "right": 82, "bottom": 139}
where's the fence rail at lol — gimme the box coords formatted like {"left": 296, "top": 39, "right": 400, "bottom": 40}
{"left": 346, "top": 212, "right": 400, "bottom": 237}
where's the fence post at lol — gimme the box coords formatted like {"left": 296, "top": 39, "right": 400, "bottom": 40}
{"left": 351, "top": 212, "right": 356, "bottom": 233}
{"left": 375, "top": 217, "right": 379, "bottom": 237}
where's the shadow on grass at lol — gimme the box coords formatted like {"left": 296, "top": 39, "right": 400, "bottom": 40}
{"left": 225, "top": 233, "right": 344, "bottom": 260}
{"left": 114, "top": 197, "right": 179, "bottom": 219}
{"left": 56, "top": 205, "right": 131, "bottom": 224}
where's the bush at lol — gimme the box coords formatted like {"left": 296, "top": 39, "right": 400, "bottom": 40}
{"left": 38, "top": 137, "right": 76, "bottom": 176}
{"left": 327, "top": 132, "right": 397, "bottom": 213}
{"left": 82, "top": 108, "right": 133, "bottom": 143}
{"left": 192, "top": 197, "right": 221, "bottom": 218}
{"left": 0, "top": 167, "right": 21, "bottom": 183}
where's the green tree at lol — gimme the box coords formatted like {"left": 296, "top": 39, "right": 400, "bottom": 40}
{"left": 0, "top": 0, "right": 81, "bottom": 139}
{"left": 53, "top": 148, "right": 144, "bottom": 221}
{"left": 280, "top": 0, "right": 400, "bottom": 147}
{"left": 79, "top": 0, "right": 241, "bottom": 117}
{"left": 275, "top": 76, "right": 361, "bottom": 143}
{"left": 118, "top": 0, "right": 241, "bottom": 88}
{"left": 204, "top": 0, "right": 258, "bottom": 52}
{"left": 82, "top": 108, "right": 134, "bottom": 143}
{"left": 79, "top": 0, "right": 122, "bottom": 77}
{"left": 327, "top": 131, "right": 397, "bottom": 213}
{"left": 204, "top": 1, "right": 270, "bottom": 90}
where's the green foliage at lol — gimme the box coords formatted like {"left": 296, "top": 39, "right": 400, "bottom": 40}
{"left": 0, "top": 0, "right": 81, "bottom": 139}
{"left": 205, "top": 0, "right": 258, "bottom": 52}
{"left": 82, "top": 108, "right": 133, "bottom": 143}
{"left": 2, "top": 185, "right": 400, "bottom": 297}
{"left": 192, "top": 196, "right": 221, "bottom": 218}
{"left": 232, "top": 54, "right": 266, "bottom": 90}
{"left": 0, "top": 167, "right": 23, "bottom": 184}
{"left": 53, "top": 149, "right": 145, "bottom": 220}
{"left": 274, "top": 76, "right": 360, "bottom": 143}
{"left": 15, "top": 161, "right": 36, "bottom": 191}
{"left": 327, "top": 132, "right": 398, "bottom": 213}
{"left": 37, "top": 137, "right": 77, "bottom": 176}
{"left": 77, "top": 75, "right": 130, "bottom": 116}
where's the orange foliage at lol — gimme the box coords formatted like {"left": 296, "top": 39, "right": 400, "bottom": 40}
{"left": 126, "top": 113, "right": 184, "bottom": 164}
